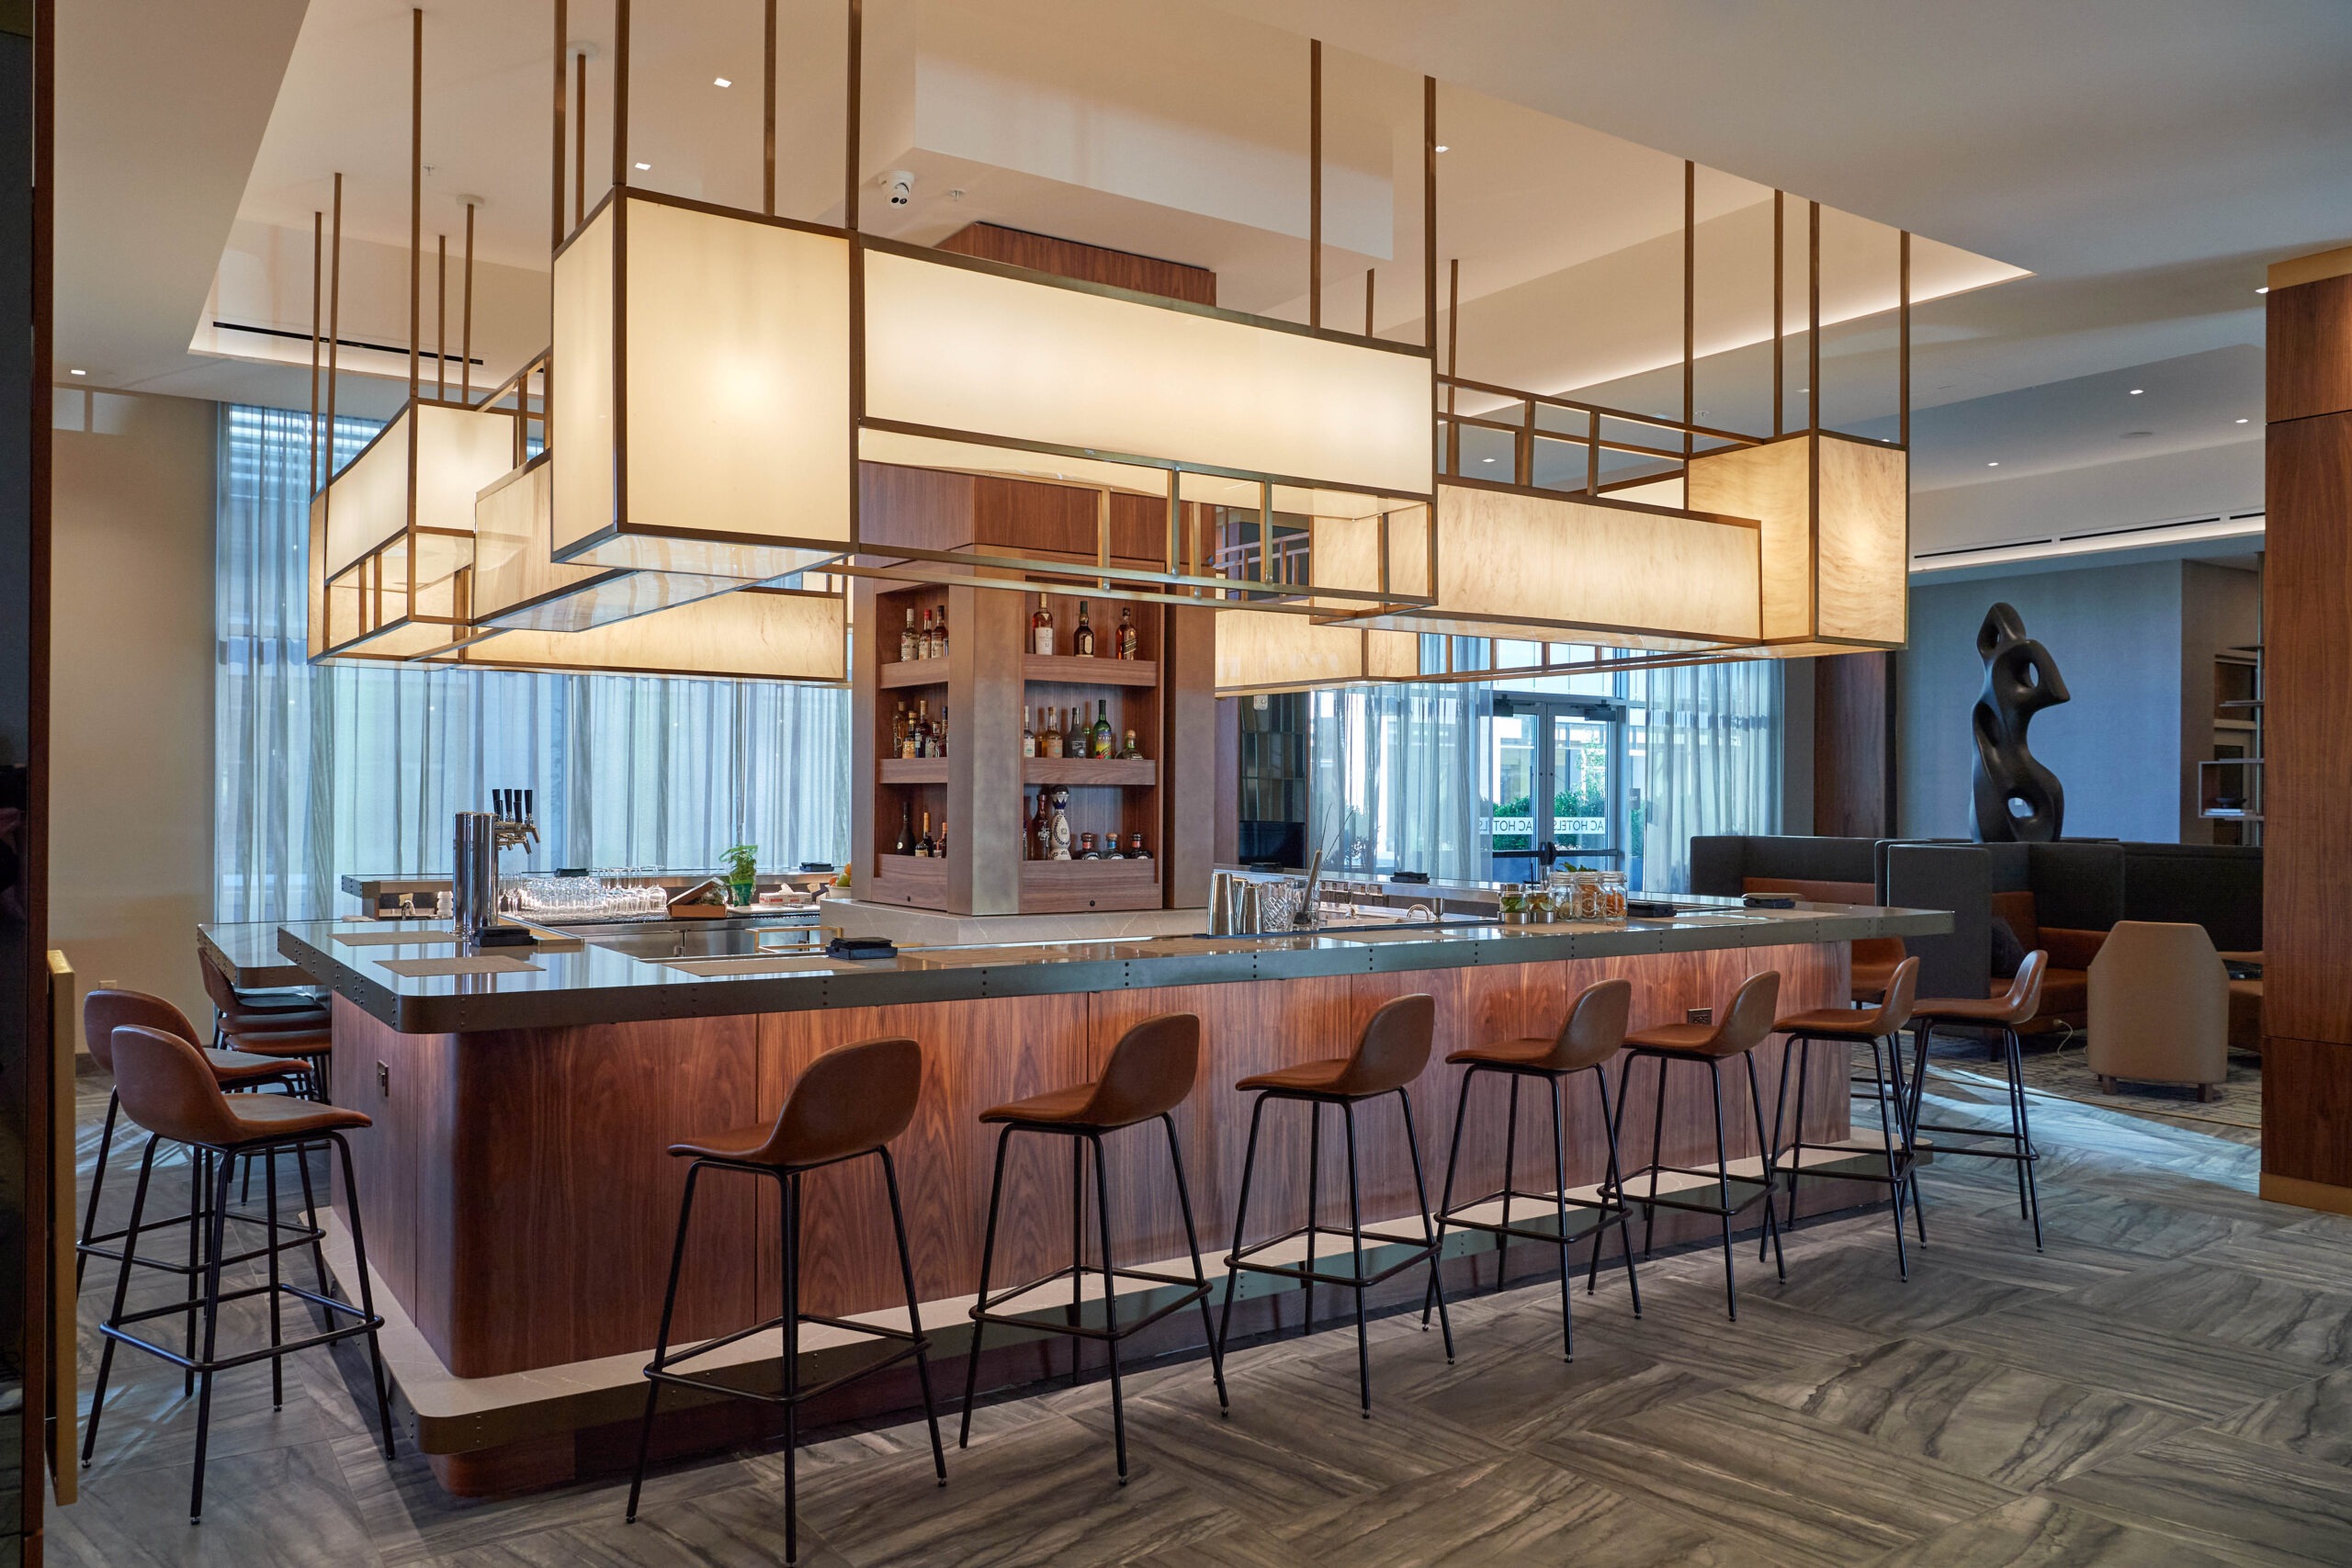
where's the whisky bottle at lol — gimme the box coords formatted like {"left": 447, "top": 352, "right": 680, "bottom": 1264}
{"left": 1034, "top": 789, "right": 1054, "bottom": 861}
{"left": 894, "top": 799, "right": 912, "bottom": 854}
{"left": 1116, "top": 605, "right": 1137, "bottom": 660}
{"left": 1091, "top": 699, "right": 1114, "bottom": 759}
{"left": 933, "top": 604, "right": 948, "bottom": 660}
{"left": 1073, "top": 601, "right": 1095, "bottom": 657}
{"left": 1021, "top": 705, "right": 1036, "bottom": 758}
{"left": 915, "top": 809, "right": 934, "bottom": 858}
{"left": 919, "top": 610, "right": 934, "bottom": 660}
{"left": 1119, "top": 727, "right": 1140, "bottom": 760}
{"left": 1031, "top": 592, "right": 1054, "bottom": 655}
{"left": 937, "top": 814, "right": 948, "bottom": 858}
{"left": 912, "top": 700, "right": 931, "bottom": 758}
{"left": 899, "top": 607, "right": 918, "bottom": 663}
{"left": 1044, "top": 707, "right": 1063, "bottom": 759}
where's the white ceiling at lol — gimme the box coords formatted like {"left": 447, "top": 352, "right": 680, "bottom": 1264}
{"left": 57, "top": 0, "right": 2351, "bottom": 550}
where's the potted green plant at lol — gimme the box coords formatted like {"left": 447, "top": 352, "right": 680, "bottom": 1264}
{"left": 721, "top": 844, "right": 758, "bottom": 907}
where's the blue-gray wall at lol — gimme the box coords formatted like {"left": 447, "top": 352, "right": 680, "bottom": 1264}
{"left": 1898, "top": 560, "right": 2186, "bottom": 842}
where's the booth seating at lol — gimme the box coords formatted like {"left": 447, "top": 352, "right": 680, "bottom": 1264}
{"left": 1687, "top": 838, "right": 1906, "bottom": 1007}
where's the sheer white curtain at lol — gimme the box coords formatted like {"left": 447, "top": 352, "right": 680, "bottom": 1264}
{"left": 214, "top": 404, "right": 850, "bottom": 920}
{"left": 1636, "top": 659, "right": 1781, "bottom": 893}
{"left": 1307, "top": 679, "right": 1490, "bottom": 880}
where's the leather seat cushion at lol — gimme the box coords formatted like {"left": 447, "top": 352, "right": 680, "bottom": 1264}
{"left": 1624, "top": 1021, "right": 1732, "bottom": 1055}
{"left": 1446, "top": 1035, "right": 1616, "bottom": 1074}
{"left": 979, "top": 1082, "right": 1102, "bottom": 1126}
{"left": 1236, "top": 1058, "right": 1355, "bottom": 1094}
{"left": 1775, "top": 1007, "right": 1889, "bottom": 1038}
{"left": 209, "top": 1047, "right": 302, "bottom": 1086}
{"left": 222, "top": 1094, "right": 371, "bottom": 1143}
{"left": 669, "top": 1122, "right": 781, "bottom": 1160}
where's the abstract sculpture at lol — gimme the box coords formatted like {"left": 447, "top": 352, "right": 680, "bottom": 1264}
{"left": 1972, "top": 602, "right": 2070, "bottom": 842}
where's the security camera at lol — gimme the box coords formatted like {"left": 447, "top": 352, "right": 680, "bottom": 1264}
{"left": 886, "top": 169, "right": 915, "bottom": 208}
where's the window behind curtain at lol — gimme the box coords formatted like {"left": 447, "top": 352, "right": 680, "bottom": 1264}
{"left": 214, "top": 403, "right": 851, "bottom": 921}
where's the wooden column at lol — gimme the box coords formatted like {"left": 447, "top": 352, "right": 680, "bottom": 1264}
{"left": 2260, "top": 245, "right": 2352, "bottom": 1214}
{"left": 1813, "top": 651, "right": 1895, "bottom": 838}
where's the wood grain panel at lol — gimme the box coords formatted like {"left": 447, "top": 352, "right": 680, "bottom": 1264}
{"left": 1815, "top": 651, "right": 1894, "bottom": 839}
{"left": 2263, "top": 412, "right": 2352, "bottom": 1048}
{"left": 1164, "top": 606, "right": 1219, "bottom": 909}
{"left": 937, "top": 220, "right": 1216, "bottom": 307}
{"left": 330, "top": 998, "right": 424, "bottom": 1314}
{"left": 2267, "top": 274, "right": 2352, "bottom": 423}
{"left": 2260, "top": 1035, "right": 2352, "bottom": 1190}
{"left": 857, "top": 461, "right": 979, "bottom": 557}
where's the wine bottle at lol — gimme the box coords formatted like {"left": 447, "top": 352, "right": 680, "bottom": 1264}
{"left": 1117, "top": 605, "right": 1137, "bottom": 660}
{"left": 1021, "top": 705, "right": 1036, "bottom": 758}
{"left": 1032, "top": 592, "right": 1054, "bottom": 656}
{"left": 933, "top": 604, "right": 948, "bottom": 660}
{"left": 919, "top": 609, "right": 934, "bottom": 660}
{"left": 1091, "top": 699, "right": 1114, "bottom": 759}
{"left": 894, "top": 799, "right": 912, "bottom": 854}
{"left": 1073, "top": 600, "right": 1095, "bottom": 657}
{"left": 915, "top": 809, "right": 934, "bottom": 858}
{"left": 899, "top": 606, "right": 918, "bottom": 663}
{"left": 1119, "top": 727, "right": 1140, "bottom": 760}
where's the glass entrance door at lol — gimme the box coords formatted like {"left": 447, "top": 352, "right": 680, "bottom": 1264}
{"left": 1486, "top": 697, "right": 1626, "bottom": 884}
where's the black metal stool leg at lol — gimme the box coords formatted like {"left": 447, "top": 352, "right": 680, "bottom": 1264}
{"left": 628, "top": 1162, "right": 702, "bottom": 1522}
{"left": 1707, "top": 1061, "right": 1737, "bottom": 1320}
{"left": 1341, "top": 1101, "right": 1372, "bottom": 1416}
{"left": 182, "top": 1145, "right": 205, "bottom": 1397}
{"left": 1871, "top": 1034, "right": 1910, "bottom": 1280}
{"left": 331, "top": 1134, "right": 396, "bottom": 1460}
{"left": 1770, "top": 1037, "right": 1807, "bottom": 1258}
{"left": 265, "top": 1138, "right": 284, "bottom": 1407}
{"left": 1398, "top": 1090, "right": 1453, "bottom": 1363}
{"left": 1592, "top": 1065, "right": 1640, "bottom": 1314}
{"left": 1643, "top": 1054, "right": 1669, "bottom": 1258}
{"left": 1069, "top": 1137, "right": 1086, "bottom": 1385}
{"left": 1214, "top": 1095, "right": 1270, "bottom": 1370}
{"left": 1745, "top": 1053, "right": 1785, "bottom": 1280}
{"left": 83, "top": 1138, "right": 157, "bottom": 1467}
{"left": 1090, "top": 1134, "right": 1129, "bottom": 1482}
{"left": 189, "top": 1150, "right": 234, "bottom": 1522}
{"left": 1547, "top": 1074, "right": 1572, "bottom": 1360}
{"left": 1303, "top": 1100, "right": 1322, "bottom": 1337}
{"left": 75, "top": 1088, "right": 121, "bottom": 1291}
{"left": 1495, "top": 1074, "right": 1521, "bottom": 1293}
{"left": 1424, "top": 1068, "right": 1475, "bottom": 1329}
{"left": 783, "top": 1170, "right": 804, "bottom": 1562}
{"left": 879, "top": 1148, "right": 948, "bottom": 1484}
{"left": 1160, "top": 1114, "right": 1228, "bottom": 1412}
{"left": 2010, "top": 1029, "right": 2043, "bottom": 1250}
{"left": 959, "top": 1125, "right": 1015, "bottom": 1449}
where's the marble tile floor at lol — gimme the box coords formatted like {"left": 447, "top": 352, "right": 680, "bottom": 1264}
{"left": 48, "top": 1066, "right": 2352, "bottom": 1568}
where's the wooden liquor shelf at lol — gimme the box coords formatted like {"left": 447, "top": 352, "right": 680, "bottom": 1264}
{"left": 1023, "top": 655, "right": 1158, "bottom": 687}
{"left": 1023, "top": 757, "right": 1157, "bottom": 787}
{"left": 878, "top": 758, "right": 951, "bottom": 784}
{"left": 878, "top": 659, "right": 953, "bottom": 690}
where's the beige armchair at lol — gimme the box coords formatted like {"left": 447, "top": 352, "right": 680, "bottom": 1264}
{"left": 2086, "top": 920, "right": 2229, "bottom": 1101}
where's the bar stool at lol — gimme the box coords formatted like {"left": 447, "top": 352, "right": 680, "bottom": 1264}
{"left": 962, "top": 1012, "right": 1225, "bottom": 1483}
{"left": 627, "top": 1037, "right": 944, "bottom": 1562}
{"left": 1770, "top": 957, "right": 1924, "bottom": 1277}
{"left": 1425, "top": 977, "right": 1640, "bottom": 1359}
{"left": 1611, "top": 970, "right": 1784, "bottom": 1320}
{"left": 83, "top": 1025, "right": 395, "bottom": 1523}
{"left": 1217, "top": 993, "right": 1452, "bottom": 1416}
{"left": 1908, "top": 951, "right": 2049, "bottom": 1250}
{"left": 199, "top": 952, "right": 333, "bottom": 1098}
{"left": 75, "top": 989, "right": 318, "bottom": 1292}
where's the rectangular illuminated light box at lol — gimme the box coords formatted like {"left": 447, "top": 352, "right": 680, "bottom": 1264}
{"left": 1215, "top": 609, "right": 1419, "bottom": 696}
{"left": 859, "top": 242, "right": 1437, "bottom": 610}
{"left": 450, "top": 584, "right": 847, "bottom": 683}
{"left": 1684, "top": 432, "right": 1908, "bottom": 650}
{"left": 551, "top": 188, "right": 853, "bottom": 581}
{"left": 308, "top": 398, "right": 514, "bottom": 662}
{"left": 473, "top": 455, "right": 752, "bottom": 633}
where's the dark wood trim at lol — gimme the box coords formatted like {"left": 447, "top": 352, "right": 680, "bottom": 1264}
{"left": 933, "top": 221, "right": 1214, "bottom": 307}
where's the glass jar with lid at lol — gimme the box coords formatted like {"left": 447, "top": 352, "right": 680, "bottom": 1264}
{"left": 1598, "top": 870, "right": 1628, "bottom": 924}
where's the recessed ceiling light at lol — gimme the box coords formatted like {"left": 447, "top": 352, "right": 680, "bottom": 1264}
{"left": 1435, "top": 144, "right": 1450, "bottom": 152}
{"left": 713, "top": 76, "right": 730, "bottom": 87}
{"left": 1481, "top": 456, "right": 1496, "bottom": 463}
{"left": 67, "top": 367, "right": 85, "bottom": 376}
{"left": 2128, "top": 388, "right": 2143, "bottom": 395}
{"left": 2256, "top": 286, "right": 2270, "bottom": 294}
{"left": 635, "top": 161, "right": 651, "bottom": 171}
{"left": 1986, "top": 461, "right": 2000, "bottom": 467}
{"left": 2236, "top": 417, "right": 2250, "bottom": 423}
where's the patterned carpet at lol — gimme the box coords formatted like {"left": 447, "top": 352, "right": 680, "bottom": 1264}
{"left": 1921, "top": 1029, "right": 2263, "bottom": 1145}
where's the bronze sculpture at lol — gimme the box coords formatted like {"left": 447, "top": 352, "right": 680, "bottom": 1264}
{"left": 1972, "top": 602, "right": 2070, "bottom": 842}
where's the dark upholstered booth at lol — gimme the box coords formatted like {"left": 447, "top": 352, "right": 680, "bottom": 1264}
{"left": 1689, "top": 836, "right": 1906, "bottom": 1001}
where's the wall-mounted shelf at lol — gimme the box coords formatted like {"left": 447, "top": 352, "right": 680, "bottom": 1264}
{"left": 1020, "top": 854, "right": 1161, "bottom": 914}
{"left": 1024, "top": 757, "right": 1157, "bottom": 787}
{"left": 1024, "top": 655, "right": 1158, "bottom": 687}
{"left": 878, "top": 758, "right": 950, "bottom": 784}
{"left": 878, "top": 660, "right": 953, "bottom": 690}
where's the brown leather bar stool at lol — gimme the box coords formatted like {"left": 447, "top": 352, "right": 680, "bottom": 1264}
{"left": 199, "top": 951, "right": 333, "bottom": 1098}
{"left": 627, "top": 1037, "right": 944, "bottom": 1562}
{"left": 1610, "top": 970, "right": 1785, "bottom": 1320}
{"left": 75, "top": 989, "right": 319, "bottom": 1294}
{"left": 962, "top": 1012, "right": 1225, "bottom": 1483}
{"left": 1216, "top": 993, "right": 1453, "bottom": 1416}
{"left": 1770, "top": 957, "right": 1924, "bottom": 1277}
{"left": 1907, "top": 951, "right": 2049, "bottom": 1250}
{"left": 83, "top": 1025, "right": 394, "bottom": 1523}
{"left": 1427, "top": 977, "right": 1641, "bottom": 1359}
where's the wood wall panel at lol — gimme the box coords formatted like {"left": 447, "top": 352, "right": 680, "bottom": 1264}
{"left": 2267, "top": 272, "right": 2352, "bottom": 423}
{"left": 937, "top": 220, "right": 1216, "bottom": 307}
{"left": 1813, "top": 652, "right": 1894, "bottom": 839}
{"left": 2260, "top": 1036, "right": 2352, "bottom": 1190}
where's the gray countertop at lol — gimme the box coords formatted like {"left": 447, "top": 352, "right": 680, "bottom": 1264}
{"left": 261, "top": 899, "right": 1952, "bottom": 1036}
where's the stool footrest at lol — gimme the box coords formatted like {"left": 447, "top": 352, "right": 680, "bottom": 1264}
{"left": 1438, "top": 1185, "right": 1634, "bottom": 1247}
{"left": 1602, "top": 1165, "right": 1774, "bottom": 1220}
{"left": 970, "top": 1263, "right": 1210, "bottom": 1344}
{"left": 649, "top": 1323, "right": 927, "bottom": 1410}
{"left": 99, "top": 1279, "right": 382, "bottom": 1375}
{"left": 1227, "top": 1223, "right": 1435, "bottom": 1291}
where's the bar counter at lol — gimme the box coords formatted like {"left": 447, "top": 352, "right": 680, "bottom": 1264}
{"left": 254, "top": 898, "right": 1950, "bottom": 1493}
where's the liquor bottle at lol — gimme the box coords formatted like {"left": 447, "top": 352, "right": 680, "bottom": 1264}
{"left": 899, "top": 607, "right": 918, "bottom": 663}
{"left": 1078, "top": 832, "right": 1098, "bottom": 860}
{"left": 894, "top": 799, "right": 912, "bottom": 854}
{"left": 1091, "top": 699, "right": 1114, "bottom": 759}
{"left": 1048, "top": 786, "right": 1073, "bottom": 860}
{"left": 1034, "top": 789, "right": 1054, "bottom": 861}
{"left": 934, "top": 604, "right": 948, "bottom": 660}
{"left": 918, "top": 609, "right": 933, "bottom": 660}
{"left": 1102, "top": 832, "right": 1123, "bottom": 860}
{"left": 914, "top": 809, "right": 934, "bottom": 858}
{"left": 1043, "top": 707, "right": 1063, "bottom": 759}
{"left": 937, "top": 814, "right": 948, "bottom": 858}
{"left": 1116, "top": 605, "right": 1137, "bottom": 660}
{"left": 913, "top": 700, "right": 931, "bottom": 758}
{"left": 937, "top": 705, "right": 949, "bottom": 759}
{"left": 1032, "top": 592, "right": 1054, "bottom": 655}
{"left": 899, "top": 700, "right": 921, "bottom": 759}
{"left": 889, "top": 700, "right": 906, "bottom": 758}
{"left": 1127, "top": 831, "right": 1149, "bottom": 860}
{"left": 1021, "top": 705, "right": 1036, "bottom": 758}
{"left": 1119, "top": 728, "right": 1140, "bottom": 760}
{"left": 1073, "top": 601, "right": 1095, "bottom": 657}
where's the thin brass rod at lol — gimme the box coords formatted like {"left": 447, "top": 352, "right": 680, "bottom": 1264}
{"left": 409, "top": 6, "right": 422, "bottom": 405}
{"left": 327, "top": 175, "right": 341, "bottom": 489}
{"left": 573, "top": 49, "right": 586, "bottom": 227}
{"left": 1364, "top": 266, "right": 1374, "bottom": 338}
{"left": 1681, "top": 160, "right": 1694, "bottom": 466}
{"left": 436, "top": 231, "right": 447, "bottom": 400}
{"left": 1586, "top": 406, "right": 1599, "bottom": 495}
{"left": 763, "top": 0, "right": 777, "bottom": 215}
{"left": 1898, "top": 230, "right": 1912, "bottom": 447}
{"left": 1446, "top": 257, "right": 1460, "bottom": 412}
{"left": 309, "top": 209, "right": 321, "bottom": 496}
{"left": 1308, "top": 38, "right": 1320, "bottom": 329}
{"left": 1421, "top": 76, "right": 1436, "bottom": 352}
{"left": 846, "top": 0, "right": 864, "bottom": 230}
{"left": 1771, "top": 189, "right": 1783, "bottom": 438}
{"left": 1808, "top": 199, "right": 1821, "bottom": 434}
{"left": 551, "top": 0, "right": 566, "bottom": 253}
{"left": 612, "top": 0, "right": 629, "bottom": 190}
{"left": 461, "top": 202, "right": 474, "bottom": 403}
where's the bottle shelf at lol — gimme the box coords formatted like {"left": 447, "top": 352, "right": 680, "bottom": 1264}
{"left": 878, "top": 660, "right": 952, "bottom": 690}
{"left": 879, "top": 758, "right": 950, "bottom": 784}
{"left": 1019, "top": 855, "right": 1160, "bottom": 913}
{"left": 1023, "top": 757, "right": 1156, "bottom": 787}
{"left": 1023, "top": 655, "right": 1158, "bottom": 687}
